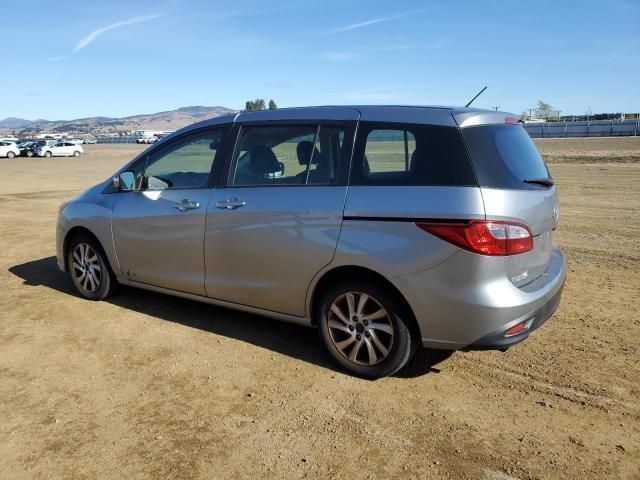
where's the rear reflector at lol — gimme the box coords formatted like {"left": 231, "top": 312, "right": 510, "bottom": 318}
{"left": 504, "top": 322, "right": 526, "bottom": 337}
{"left": 415, "top": 220, "right": 533, "bottom": 256}
{"left": 504, "top": 117, "right": 519, "bottom": 125}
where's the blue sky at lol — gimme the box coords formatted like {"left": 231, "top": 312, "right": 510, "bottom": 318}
{"left": 2, "top": 0, "right": 639, "bottom": 120}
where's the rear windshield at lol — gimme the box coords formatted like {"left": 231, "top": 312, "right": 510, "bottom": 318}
{"left": 461, "top": 124, "right": 550, "bottom": 190}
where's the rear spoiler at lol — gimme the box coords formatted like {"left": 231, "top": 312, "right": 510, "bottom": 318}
{"left": 452, "top": 111, "right": 520, "bottom": 128}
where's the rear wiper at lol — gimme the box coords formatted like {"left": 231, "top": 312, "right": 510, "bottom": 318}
{"left": 523, "top": 177, "right": 554, "bottom": 188}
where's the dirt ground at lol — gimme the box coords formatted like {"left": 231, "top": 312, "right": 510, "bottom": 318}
{"left": 1, "top": 138, "right": 639, "bottom": 479}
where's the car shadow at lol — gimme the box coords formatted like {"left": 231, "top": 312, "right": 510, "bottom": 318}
{"left": 9, "top": 256, "right": 453, "bottom": 379}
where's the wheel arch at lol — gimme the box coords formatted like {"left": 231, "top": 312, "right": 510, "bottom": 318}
{"left": 63, "top": 226, "right": 110, "bottom": 271}
{"left": 309, "top": 265, "right": 421, "bottom": 338}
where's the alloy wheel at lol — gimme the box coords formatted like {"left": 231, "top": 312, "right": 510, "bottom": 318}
{"left": 71, "top": 243, "right": 102, "bottom": 293}
{"left": 327, "top": 292, "right": 395, "bottom": 366}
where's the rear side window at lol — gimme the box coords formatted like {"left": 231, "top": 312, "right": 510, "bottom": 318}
{"left": 365, "top": 130, "right": 416, "bottom": 174}
{"left": 228, "top": 124, "right": 348, "bottom": 186}
{"left": 351, "top": 122, "right": 476, "bottom": 186}
{"left": 461, "top": 124, "right": 550, "bottom": 190}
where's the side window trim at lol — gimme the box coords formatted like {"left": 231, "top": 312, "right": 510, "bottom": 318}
{"left": 302, "top": 125, "right": 321, "bottom": 185}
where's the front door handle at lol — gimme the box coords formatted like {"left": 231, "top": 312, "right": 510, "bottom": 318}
{"left": 173, "top": 199, "right": 200, "bottom": 212}
{"left": 216, "top": 197, "right": 246, "bottom": 210}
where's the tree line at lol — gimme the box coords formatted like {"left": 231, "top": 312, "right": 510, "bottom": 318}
{"left": 244, "top": 99, "right": 277, "bottom": 111}
{"left": 520, "top": 100, "right": 559, "bottom": 121}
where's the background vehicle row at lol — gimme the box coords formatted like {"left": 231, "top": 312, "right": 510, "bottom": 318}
{"left": 0, "top": 140, "right": 86, "bottom": 157}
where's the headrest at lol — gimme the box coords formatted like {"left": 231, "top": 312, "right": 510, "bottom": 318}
{"left": 296, "top": 141, "right": 321, "bottom": 165}
{"left": 249, "top": 146, "right": 280, "bottom": 175}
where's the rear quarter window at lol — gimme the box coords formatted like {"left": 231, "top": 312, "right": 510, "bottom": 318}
{"left": 351, "top": 122, "right": 477, "bottom": 186}
{"left": 461, "top": 124, "right": 550, "bottom": 190}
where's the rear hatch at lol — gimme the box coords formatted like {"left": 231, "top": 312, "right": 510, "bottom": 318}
{"left": 457, "top": 114, "right": 559, "bottom": 288}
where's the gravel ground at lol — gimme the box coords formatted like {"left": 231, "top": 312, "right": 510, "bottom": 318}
{"left": 1, "top": 140, "right": 639, "bottom": 479}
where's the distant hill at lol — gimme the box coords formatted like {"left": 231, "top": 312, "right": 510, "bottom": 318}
{"left": 0, "top": 106, "right": 237, "bottom": 136}
{"left": 0, "top": 117, "right": 34, "bottom": 129}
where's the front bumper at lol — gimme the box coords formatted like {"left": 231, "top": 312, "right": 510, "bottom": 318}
{"left": 392, "top": 246, "right": 567, "bottom": 350}
{"left": 56, "top": 212, "right": 67, "bottom": 272}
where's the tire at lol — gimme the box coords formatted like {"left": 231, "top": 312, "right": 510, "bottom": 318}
{"left": 27, "top": 151, "right": 33, "bottom": 157}
{"left": 316, "top": 279, "right": 418, "bottom": 379}
{"left": 7, "top": 151, "right": 15, "bottom": 158}
{"left": 73, "top": 151, "right": 80, "bottom": 157}
{"left": 67, "top": 233, "right": 117, "bottom": 300}
{"left": 44, "top": 151, "right": 52, "bottom": 158}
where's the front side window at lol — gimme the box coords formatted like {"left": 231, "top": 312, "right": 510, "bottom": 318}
{"left": 143, "top": 128, "right": 224, "bottom": 190}
{"left": 229, "top": 124, "right": 345, "bottom": 186}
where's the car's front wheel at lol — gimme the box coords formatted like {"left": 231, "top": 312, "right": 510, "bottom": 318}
{"left": 67, "top": 234, "right": 117, "bottom": 300}
{"left": 7, "top": 151, "right": 15, "bottom": 158}
{"left": 44, "top": 151, "right": 52, "bottom": 157}
{"left": 73, "top": 150, "right": 81, "bottom": 157}
{"left": 317, "top": 280, "right": 418, "bottom": 379}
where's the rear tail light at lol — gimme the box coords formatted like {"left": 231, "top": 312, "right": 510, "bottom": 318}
{"left": 504, "top": 116, "right": 519, "bottom": 125}
{"left": 415, "top": 220, "right": 533, "bottom": 256}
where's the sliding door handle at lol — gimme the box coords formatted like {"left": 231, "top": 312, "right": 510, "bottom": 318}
{"left": 216, "top": 197, "right": 246, "bottom": 210}
{"left": 173, "top": 199, "right": 200, "bottom": 212}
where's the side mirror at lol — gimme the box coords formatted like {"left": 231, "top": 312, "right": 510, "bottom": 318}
{"left": 114, "top": 171, "right": 136, "bottom": 191}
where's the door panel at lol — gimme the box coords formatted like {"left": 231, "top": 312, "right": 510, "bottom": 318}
{"left": 204, "top": 186, "right": 346, "bottom": 315}
{"left": 112, "top": 189, "right": 213, "bottom": 294}
{"left": 203, "top": 121, "right": 354, "bottom": 316}
{"left": 111, "top": 126, "right": 227, "bottom": 295}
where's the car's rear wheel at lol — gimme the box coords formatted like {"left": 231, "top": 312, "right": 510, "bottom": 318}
{"left": 7, "top": 151, "right": 15, "bottom": 158}
{"left": 44, "top": 151, "right": 52, "bottom": 158}
{"left": 67, "top": 234, "right": 116, "bottom": 300}
{"left": 26, "top": 150, "right": 33, "bottom": 157}
{"left": 317, "top": 280, "right": 417, "bottom": 378}
{"left": 73, "top": 150, "right": 80, "bottom": 157}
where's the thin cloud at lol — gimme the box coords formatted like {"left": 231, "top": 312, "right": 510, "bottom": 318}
{"left": 74, "top": 14, "right": 162, "bottom": 53}
{"left": 45, "top": 55, "right": 65, "bottom": 62}
{"left": 342, "top": 84, "right": 434, "bottom": 102}
{"left": 320, "top": 51, "right": 360, "bottom": 62}
{"left": 320, "top": 44, "right": 424, "bottom": 62}
{"left": 325, "top": 9, "right": 424, "bottom": 34}
{"left": 343, "top": 92, "right": 401, "bottom": 102}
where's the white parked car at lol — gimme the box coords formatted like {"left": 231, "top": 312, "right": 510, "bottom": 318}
{"left": 136, "top": 136, "right": 157, "bottom": 144}
{"left": 0, "top": 141, "right": 20, "bottom": 158}
{"left": 35, "top": 141, "right": 84, "bottom": 157}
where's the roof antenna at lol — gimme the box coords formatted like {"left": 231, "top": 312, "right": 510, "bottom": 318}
{"left": 465, "top": 86, "right": 487, "bottom": 108}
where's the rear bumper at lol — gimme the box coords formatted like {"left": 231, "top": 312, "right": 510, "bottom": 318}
{"left": 463, "top": 278, "right": 564, "bottom": 350}
{"left": 392, "top": 246, "right": 567, "bottom": 350}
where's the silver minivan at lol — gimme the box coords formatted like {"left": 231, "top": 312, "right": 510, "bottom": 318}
{"left": 56, "top": 106, "right": 566, "bottom": 378}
